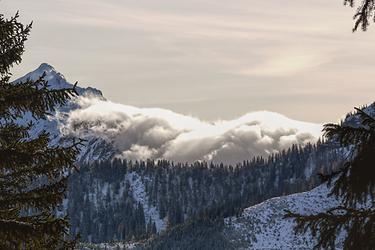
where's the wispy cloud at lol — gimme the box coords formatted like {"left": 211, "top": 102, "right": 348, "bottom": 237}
{"left": 4, "top": 0, "right": 375, "bottom": 122}
{"left": 236, "top": 51, "right": 329, "bottom": 77}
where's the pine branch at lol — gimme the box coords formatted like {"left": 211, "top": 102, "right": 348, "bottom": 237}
{"left": 344, "top": 0, "right": 375, "bottom": 31}
{"left": 0, "top": 13, "right": 80, "bottom": 246}
{"left": 354, "top": 107, "right": 375, "bottom": 128}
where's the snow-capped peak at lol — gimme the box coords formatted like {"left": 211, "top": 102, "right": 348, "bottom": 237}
{"left": 15, "top": 63, "right": 69, "bottom": 89}
{"left": 36, "top": 62, "right": 57, "bottom": 74}
{"left": 12, "top": 64, "right": 110, "bottom": 163}
{"left": 13, "top": 63, "right": 103, "bottom": 97}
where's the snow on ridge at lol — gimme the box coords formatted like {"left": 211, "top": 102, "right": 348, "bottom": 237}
{"left": 126, "top": 172, "right": 166, "bottom": 233}
{"left": 12, "top": 63, "right": 110, "bottom": 163}
{"left": 13, "top": 63, "right": 103, "bottom": 97}
{"left": 223, "top": 184, "right": 344, "bottom": 249}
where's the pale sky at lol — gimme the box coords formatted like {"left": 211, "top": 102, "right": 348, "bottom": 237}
{"left": 3, "top": 0, "right": 375, "bottom": 123}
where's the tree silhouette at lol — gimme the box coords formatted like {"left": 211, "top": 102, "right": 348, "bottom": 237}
{"left": 345, "top": 0, "right": 375, "bottom": 31}
{"left": 285, "top": 107, "right": 375, "bottom": 249}
{"left": 0, "top": 12, "right": 81, "bottom": 249}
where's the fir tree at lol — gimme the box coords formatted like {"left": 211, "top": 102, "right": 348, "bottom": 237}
{"left": 285, "top": 107, "right": 375, "bottom": 249}
{"left": 0, "top": 12, "right": 81, "bottom": 249}
{"left": 344, "top": 0, "right": 375, "bottom": 31}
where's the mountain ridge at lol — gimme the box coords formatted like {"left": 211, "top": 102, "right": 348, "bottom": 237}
{"left": 15, "top": 63, "right": 323, "bottom": 164}
{"left": 14, "top": 63, "right": 103, "bottom": 96}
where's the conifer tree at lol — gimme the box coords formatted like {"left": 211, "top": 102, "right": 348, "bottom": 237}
{"left": 285, "top": 107, "right": 375, "bottom": 249}
{"left": 345, "top": 0, "right": 375, "bottom": 31}
{"left": 0, "top": 12, "right": 81, "bottom": 249}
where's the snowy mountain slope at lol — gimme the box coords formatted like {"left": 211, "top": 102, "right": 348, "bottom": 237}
{"left": 83, "top": 183, "right": 346, "bottom": 249}
{"left": 70, "top": 169, "right": 166, "bottom": 232}
{"left": 14, "top": 63, "right": 103, "bottom": 96}
{"left": 126, "top": 172, "right": 166, "bottom": 233}
{"left": 67, "top": 165, "right": 167, "bottom": 243}
{"left": 66, "top": 140, "right": 349, "bottom": 244}
{"left": 13, "top": 63, "right": 118, "bottom": 163}
{"left": 223, "top": 184, "right": 344, "bottom": 249}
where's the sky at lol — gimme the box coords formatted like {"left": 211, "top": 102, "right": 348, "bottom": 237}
{"left": 3, "top": 0, "right": 375, "bottom": 123}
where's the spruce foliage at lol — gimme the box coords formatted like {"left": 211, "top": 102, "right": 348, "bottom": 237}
{"left": 0, "top": 12, "right": 81, "bottom": 249}
{"left": 285, "top": 107, "right": 375, "bottom": 250}
{"left": 344, "top": 0, "right": 375, "bottom": 31}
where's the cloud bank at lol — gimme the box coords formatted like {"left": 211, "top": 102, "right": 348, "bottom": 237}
{"left": 59, "top": 96, "right": 322, "bottom": 164}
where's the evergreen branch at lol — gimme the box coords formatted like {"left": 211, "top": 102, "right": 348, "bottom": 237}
{"left": 0, "top": 12, "right": 79, "bottom": 247}
{"left": 0, "top": 75, "right": 78, "bottom": 119}
{"left": 323, "top": 123, "right": 371, "bottom": 146}
{"left": 0, "top": 177, "right": 69, "bottom": 211}
{"left": 354, "top": 107, "right": 375, "bottom": 128}
{"left": 345, "top": 0, "right": 375, "bottom": 31}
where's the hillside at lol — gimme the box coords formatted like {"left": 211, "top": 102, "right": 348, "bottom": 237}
{"left": 67, "top": 140, "right": 347, "bottom": 244}
{"left": 222, "top": 183, "right": 344, "bottom": 249}
{"left": 81, "top": 183, "right": 344, "bottom": 250}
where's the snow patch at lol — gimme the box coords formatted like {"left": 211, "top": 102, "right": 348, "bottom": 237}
{"left": 126, "top": 172, "right": 166, "bottom": 232}
{"left": 224, "top": 184, "right": 344, "bottom": 249}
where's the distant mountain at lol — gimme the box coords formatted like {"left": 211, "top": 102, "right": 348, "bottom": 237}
{"left": 14, "top": 63, "right": 323, "bottom": 165}
{"left": 14, "top": 63, "right": 103, "bottom": 95}
{"left": 14, "top": 63, "right": 117, "bottom": 163}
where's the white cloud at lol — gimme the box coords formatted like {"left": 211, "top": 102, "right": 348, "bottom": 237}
{"left": 236, "top": 52, "right": 328, "bottom": 77}
{"left": 60, "top": 96, "right": 322, "bottom": 164}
